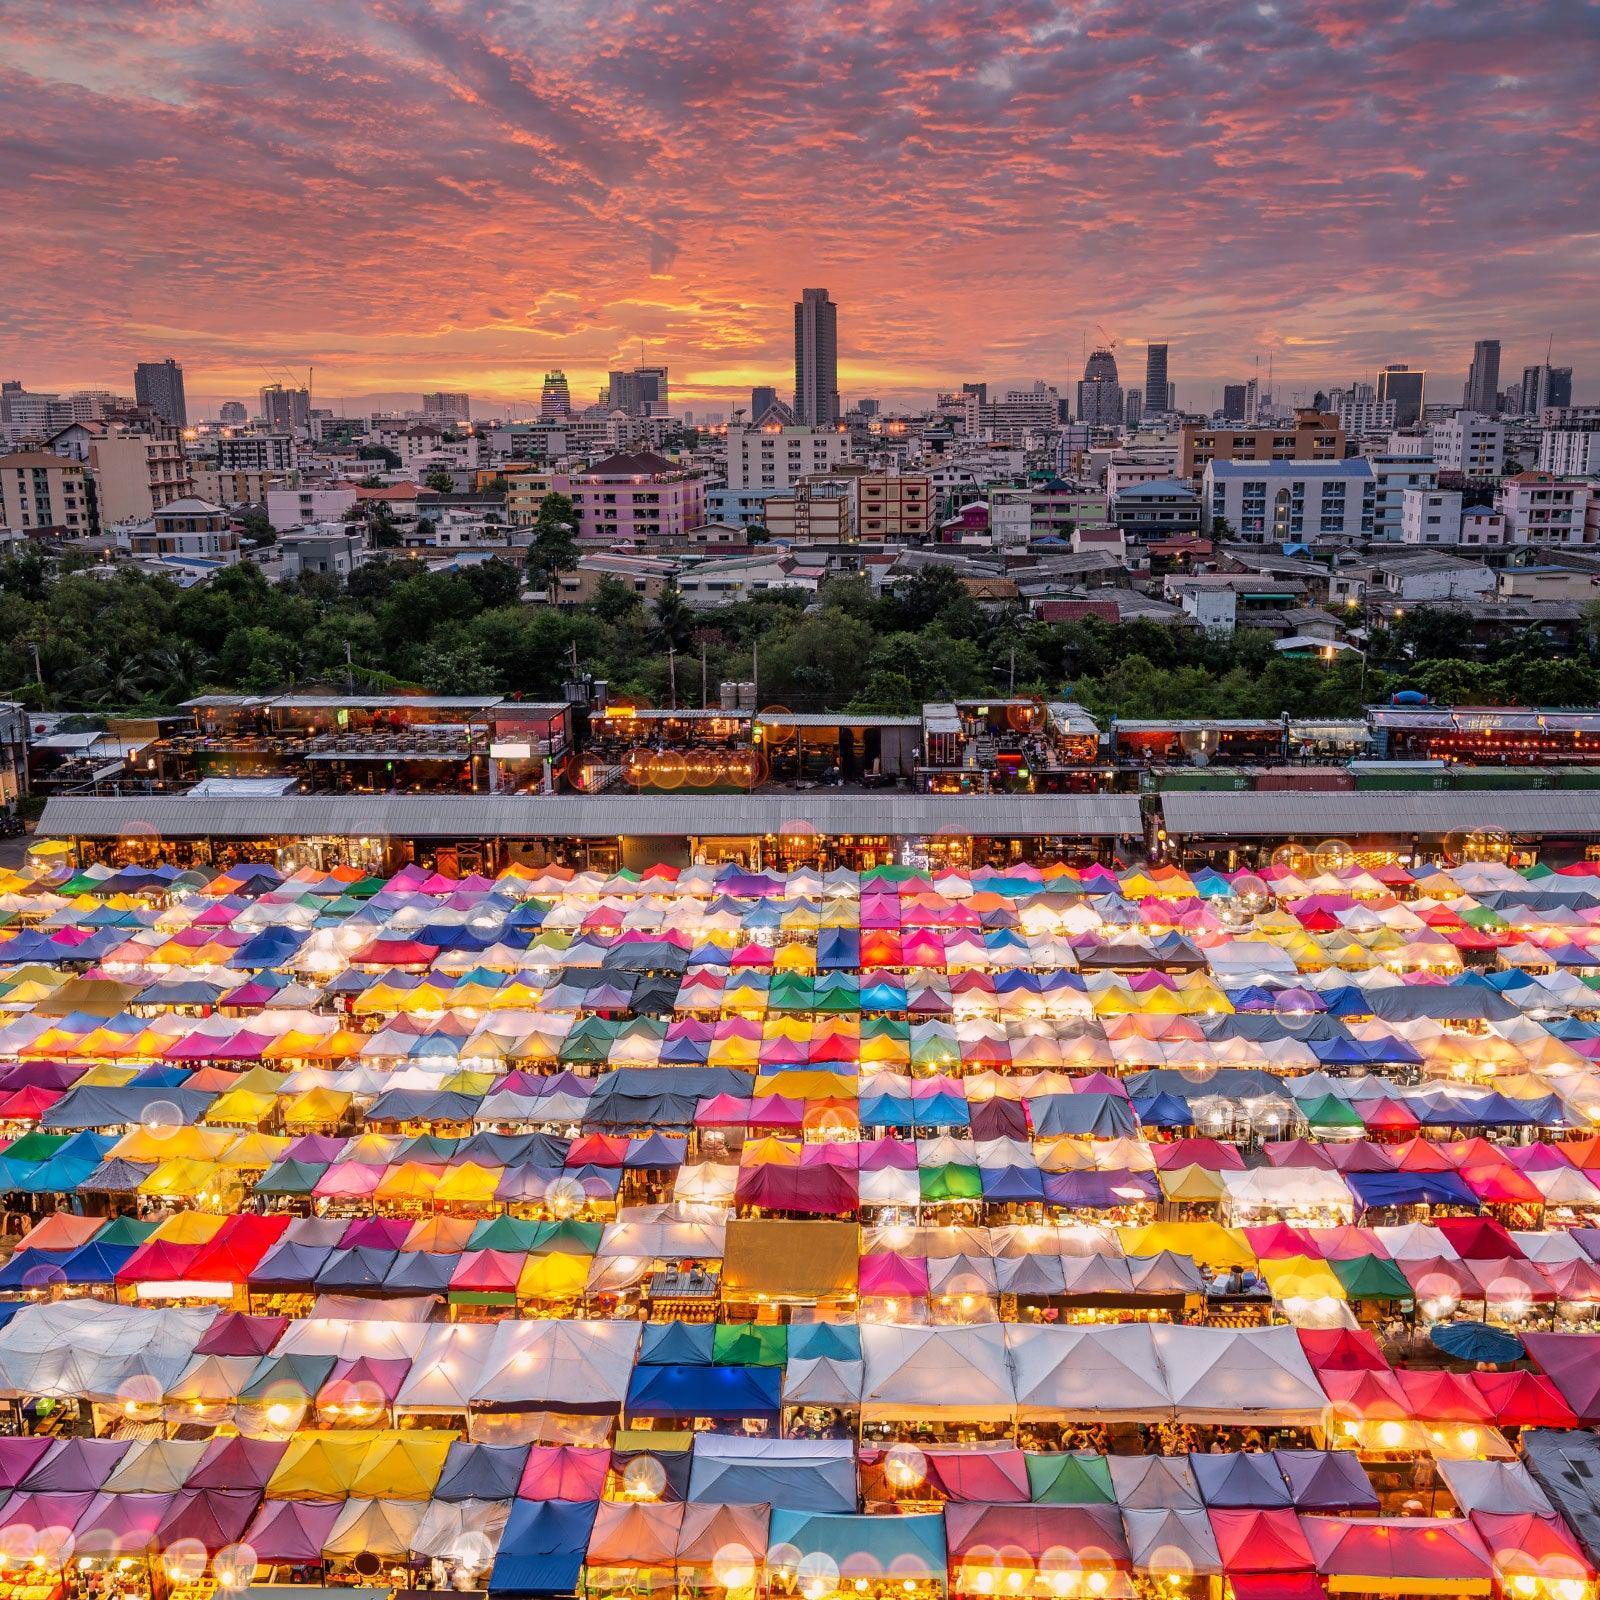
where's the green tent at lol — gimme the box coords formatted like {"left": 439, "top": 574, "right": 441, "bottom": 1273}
{"left": 1331, "top": 1253, "right": 1414, "bottom": 1302}
{"left": 1025, "top": 1451, "right": 1117, "bottom": 1505}
{"left": 713, "top": 1323, "right": 788, "bottom": 1367}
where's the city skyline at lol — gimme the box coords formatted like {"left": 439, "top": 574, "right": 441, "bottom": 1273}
{"left": 3, "top": 0, "right": 1598, "bottom": 414}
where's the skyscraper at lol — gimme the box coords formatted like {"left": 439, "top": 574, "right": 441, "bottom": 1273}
{"left": 1143, "top": 344, "right": 1172, "bottom": 412}
{"left": 1221, "top": 384, "right": 1248, "bottom": 422}
{"left": 1075, "top": 349, "right": 1123, "bottom": 428}
{"left": 606, "top": 367, "right": 669, "bottom": 416}
{"left": 540, "top": 371, "right": 571, "bottom": 420}
{"left": 134, "top": 359, "right": 187, "bottom": 428}
{"left": 422, "top": 392, "right": 470, "bottom": 422}
{"left": 750, "top": 385, "right": 778, "bottom": 420}
{"left": 1520, "top": 364, "right": 1574, "bottom": 416}
{"left": 1464, "top": 340, "right": 1502, "bottom": 415}
{"left": 219, "top": 401, "right": 247, "bottom": 427}
{"left": 793, "top": 288, "right": 840, "bottom": 426}
{"left": 259, "top": 383, "right": 310, "bottom": 433}
{"left": 1377, "top": 364, "right": 1426, "bottom": 428}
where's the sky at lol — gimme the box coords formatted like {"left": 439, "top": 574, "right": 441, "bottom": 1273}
{"left": 2, "top": 0, "right": 1598, "bottom": 419}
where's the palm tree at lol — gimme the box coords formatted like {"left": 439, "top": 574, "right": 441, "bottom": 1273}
{"left": 651, "top": 579, "right": 694, "bottom": 652}
{"left": 141, "top": 642, "right": 213, "bottom": 703}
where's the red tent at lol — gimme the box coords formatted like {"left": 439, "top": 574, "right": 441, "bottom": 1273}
{"left": 1523, "top": 1331, "right": 1600, "bottom": 1423}
{"left": 1470, "top": 1369, "right": 1578, "bottom": 1429}
{"left": 194, "top": 1311, "right": 289, "bottom": 1358}
{"left": 153, "top": 1487, "right": 262, "bottom": 1553}
{"left": 1296, "top": 1327, "right": 1388, "bottom": 1374}
{"left": 1434, "top": 1216, "right": 1523, "bottom": 1260}
{"left": 1315, "top": 1368, "right": 1410, "bottom": 1422}
{"left": 1468, "top": 1510, "right": 1594, "bottom": 1587}
{"left": 734, "top": 1163, "right": 857, "bottom": 1215}
{"left": 1208, "top": 1509, "right": 1314, "bottom": 1574}
{"left": 1391, "top": 1369, "right": 1494, "bottom": 1424}
{"left": 1302, "top": 1516, "right": 1490, "bottom": 1593}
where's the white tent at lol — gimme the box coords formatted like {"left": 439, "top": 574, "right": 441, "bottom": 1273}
{"left": 1152, "top": 1324, "right": 1326, "bottom": 1425}
{"left": 687, "top": 1436, "right": 856, "bottom": 1514}
{"left": 394, "top": 1324, "right": 498, "bottom": 1412}
{"left": 1435, "top": 1458, "right": 1555, "bottom": 1517}
{"left": 781, "top": 1356, "right": 865, "bottom": 1409}
{"left": 858, "top": 1324, "right": 1015, "bottom": 1422}
{"left": 1006, "top": 1324, "right": 1171, "bottom": 1421}
{"left": 470, "top": 1319, "right": 641, "bottom": 1410}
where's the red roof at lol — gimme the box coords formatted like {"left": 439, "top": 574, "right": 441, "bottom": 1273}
{"left": 1034, "top": 600, "right": 1119, "bottom": 624}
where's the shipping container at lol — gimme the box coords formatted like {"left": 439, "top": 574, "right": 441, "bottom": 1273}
{"left": 1347, "top": 759, "right": 1449, "bottom": 791}
{"left": 1253, "top": 766, "right": 1356, "bottom": 792}
{"left": 1449, "top": 766, "right": 1553, "bottom": 791}
{"left": 1154, "top": 769, "right": 1253, "bottom": 792}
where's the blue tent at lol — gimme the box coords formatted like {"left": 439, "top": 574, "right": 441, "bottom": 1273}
{"left": 489, "top": 1498, "right": 598, "bottom": 1595}
{"left": 1345, "top": 1170, "right": 1480, "bottom": 1212}
{"left": 625, "top": 1363, "right": 782, "bottom": 1420}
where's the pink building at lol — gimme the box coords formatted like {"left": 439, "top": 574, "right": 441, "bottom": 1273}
{"left": 570, "top": 451, "right": 706, "bottom": 544}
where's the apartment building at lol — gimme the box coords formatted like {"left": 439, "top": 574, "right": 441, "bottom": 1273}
{"left": 1177, "top": 411, "right": 1344, "bottom": 488}
{"left": 0, "top": 451, "right": 94, "bottom": 536}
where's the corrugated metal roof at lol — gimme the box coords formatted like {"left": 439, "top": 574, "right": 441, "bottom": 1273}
{"left": 40, "top": 792, "right": 1145, "bottom": 841}
{"left": 1161, "top": 790, "right": 1600, "bottom": 837}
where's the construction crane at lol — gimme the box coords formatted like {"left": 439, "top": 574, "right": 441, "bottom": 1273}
{"left": 1095, "top": 324, "right": 1119, "bottom": 353}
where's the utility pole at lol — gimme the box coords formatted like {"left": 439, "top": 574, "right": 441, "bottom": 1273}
{"left": 344, "top": 639, "right": 354, "bottom": 696}
{"left": 700, "top": 641, "right": 708, "bottom": 709}
{"left": 667, "top": 647, "right": 677, "bottom": 710}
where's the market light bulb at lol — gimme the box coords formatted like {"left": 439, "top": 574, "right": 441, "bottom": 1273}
{"left": 1379, "top": 1421, "right": 1404, "bottom": 1448}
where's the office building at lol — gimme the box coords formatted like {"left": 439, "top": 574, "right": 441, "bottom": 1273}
{"left": 259, "top": 384, "right": 310, "bottom": 434}
{"left": 1178, "top": 411, "right": 1344, "bottom": 488}
{"left": 1220, "top": 384, "right": 1248, "bottom": 422}
{"left": 219, "top": 401, "right": 248, "bottom": 427}
{"left": 0, "top": 451, "right": 94, "bottom": 535}
{"left": 1123, "top": 389, "right": 1143, "bottom": 429}
{"left": 725, "top": 422, "right": 848, "bottom": 491}
{"left": 539, "top": 371, "right": 571, "bottom": 420}
{"left": 1520, "top": 364, "right": 1574, "bottom": 416}
{"left": 1431, "top": 412, "right": 1505, "bottom": 477}
{"left": 793, "top": 288, "right": 840, "bottom": 426}
{"left": 133, "top": 359, "right": 187, "bottom": 428}
{"left": 750, "top": 386, "right": 778, "bottom": 421}
{"left": 1464, "top": 339, "right": 1502, "bottom": 415}
{"left": 1075, "top": 348, "right": 1123, "bottom": 428}
{"left": 421, "top": 392, "right": 470, "bottom": 422}
{"left": 856, "top": 398, "right": 879, "bottom": 418}
{"left": 1376, "top": 364, "right": 1426, "bottom": 427}
{"left": 216, "top": 433, "right": 298, "bottom": 474}
{"left": 606, "top": 367, "right": 669, "bottom": 417}
{"left": 1336, "top": 395, "right": 1397, "bottom": 435}
{"left": 1540, "top": 428, "right": 1600, "bottom": 477}
{"left": 1143, "top": 343, "right": 1173, "bottom": 411}
{"left": 1203, "top": 458, "right": 1375, "bottom": 541}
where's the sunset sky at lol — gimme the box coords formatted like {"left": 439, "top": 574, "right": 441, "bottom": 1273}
{"left": 3, "top": 0, "right": 1597, "bottom": 418}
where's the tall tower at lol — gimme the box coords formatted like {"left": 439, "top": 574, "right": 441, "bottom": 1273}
{"left": 134, "top": 359, "right": 187, "bottom": 428}
{"left": 1143, "top": 344, "right": 1171, "bottom": 412}
{"left": 793, "top": 288, "right": 839, "bottom": 426}
{"left": 1464, "top": 340, "right": 1502, "bottom": 415}
{"left": 540, "top": 371, "right": 571, "bottom": 420}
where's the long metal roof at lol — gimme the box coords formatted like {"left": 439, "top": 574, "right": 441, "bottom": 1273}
{"left": 40, "top": 792, "right": 1145, "bottom": 841}
{"left": 1161, "top": 790, "right": 1600, "bottom": 838}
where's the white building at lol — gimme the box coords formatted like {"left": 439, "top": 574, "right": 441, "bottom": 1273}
{"left": 216, "top": 433, "right": 297, "bottom": 474}
{"left": 266, "top": 483, "right": 358, "bottom": 531}
{"left": 1459, "top": 507, "right": 1507, "bottom": 549}
{"left": 1539, "top": 428, "right": 1600, "bottom": 477}
{"left": 724, "top": 422, "right": 849, "bottom": 491}
{"left": 1335, "top": 396, "right": 1397, "bottom": 435}
{"left": 1368, "top": 450, "right": 1439, "bottom": 541}
{"left": 677, "top": 552, "right": 821, "bottom": 608}
{"left": 1431, "top": 412, "right": 1505, "bottom": 476}
{"left": 1399, "top": 488, "right": 1463, "bottom": 545}
{"left": 1371, "top": 552, "right": 1495, "bottom": 604}
{"left": 1203, "top": 460, "right": 1375, "bottom": 541}
{"left": 1496, "top": 472, "right": 1594, "bottom": 547}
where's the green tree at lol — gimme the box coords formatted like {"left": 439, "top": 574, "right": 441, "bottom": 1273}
{"left": 527, "top": 492, "right": 579, "bottom": 587}
{"left": 358, "top": 445, "right": 401, "bottom": 470}
{"left": 651, "top": 578, "right": 694, "bottom": 652}
{"left": 424, "top": 468, "right": 454, "bottom": 494}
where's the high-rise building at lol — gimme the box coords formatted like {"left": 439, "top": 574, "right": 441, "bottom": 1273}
{"left": 1377, "top": 364, "right": 1426, "bottom": 428}
{"left": 1143, "top": 344, "right": 1173, "bottom": 413}
{"left": 750, "top": 386, "right": 778, "bottom": 421}
{"left": 606, "top": 367, "right": 669, "bottom": 417}
{"left": 219, "top": 401, "right": 248, "bottom": 427}
{"left": 1220, "top": 384, "right": 1248, "bottom": 423}
{"left": 1520, "top": 364, "right": 1574, "bottom": 416}
{"left": 961, "top": 382, "right": 988, "bottom": 404}
{"left": 856, "top": 398, "right": 879, "bottom": 418}
{"left": 1464, "top": 340, "right": 1502, "bottom": 415}
{"left": 793, "top": 288, "right": 840, "bottom": 426}
{"left": 259, "top": 383, "right": 310, "bottom": 433}
{"left": 1124, "top": 389, "right": 1143, "bottom": 429}
{"left": 1075, "top": 348, "right": 1123, "bottom": 428}
{"left": 134, "top": 359, "right": 187, "bottom": 428}
{"left": 539, "top": 371, "right": 571, "bottom": 420}
{"left": 422, "top": 391, "right": 470, "bottom": 422}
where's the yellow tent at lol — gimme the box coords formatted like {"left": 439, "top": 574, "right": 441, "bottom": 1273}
{"left": 1156, "top": 1164, "right": 1228, "bottom": 1204}
{"left": 140, "top": 1158, "right": 229, "bottom": 1202}
{"left": 1259, "top": 1254, "right": 1346, "bottom": 1302}
{"left": 203, "top": 1088, "right": 278, "bottom": 1127}
{"left": 282, "top": 1087, "right": 353, "bottom": 1128}
{"left": 219, "top": 1132, "right": 291, "bottom": 1170}
{"left": 113, "top": 1124, "right": 235, "bottom": 1164}
{"left": 150, "top": 1210, "right": 229, "bottom": 1244}
{"left": 517, "top": 1251, "right": 590, "bottom": 1301}
{"left": 374, "top": 1162, "right": 442, "bottom": 1204}
{"left": 433, "top": 1161, "right": 502, "bottom": 1207}
{"left": 267, "top": 1430, "right": 373, "bottom": 1500}
{"left": 1118, "top": 1220, "right": 1254, "bottom": 1270}
{"left": 349, "top": 1430, "right": 453, "bottom": 1500}
{"left": 773, "top": 943, "right": 815, "bottom": 972}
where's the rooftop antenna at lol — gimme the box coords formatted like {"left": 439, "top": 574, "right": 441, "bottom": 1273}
{"left": 1546, "top": 331, "right": 1555, "bottom": 363}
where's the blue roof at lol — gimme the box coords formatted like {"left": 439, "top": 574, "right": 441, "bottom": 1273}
{"left": 1116, "top": 479, "right": 1200, "bottom": 499}
{"left": 1207, "top": 459, "right": 1374, "bottom": 480}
